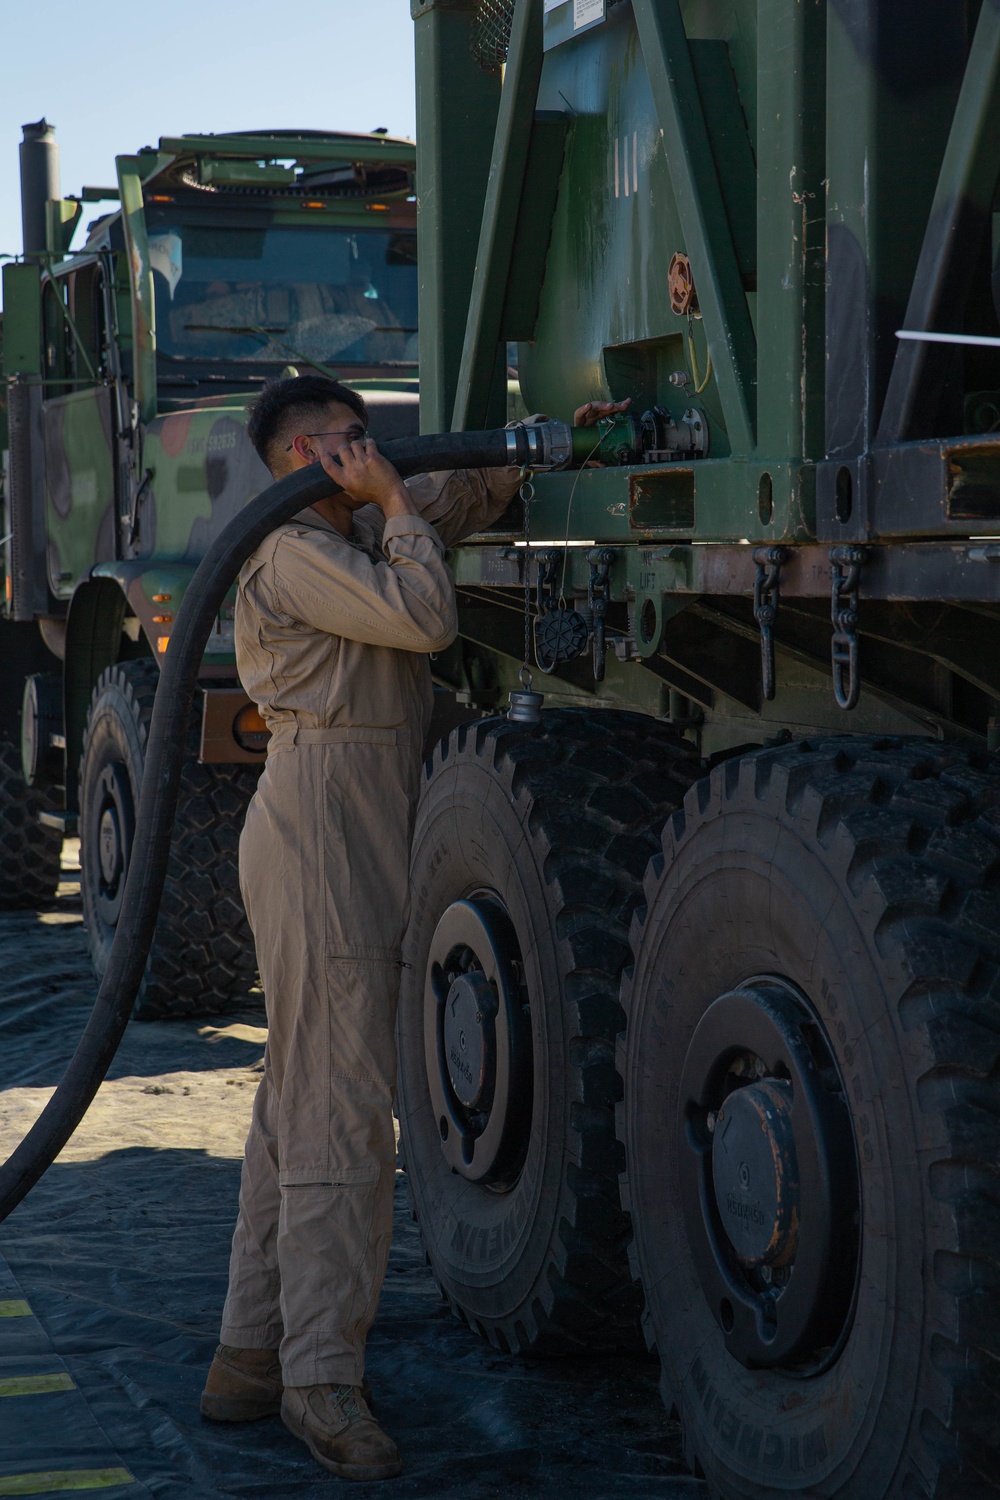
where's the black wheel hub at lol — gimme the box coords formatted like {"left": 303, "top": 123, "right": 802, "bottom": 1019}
{"left": 93, "top": 761, "right": 134, "bottom": 927}
{"left": 443, "top": 970, "right": 498, "bottom": 1109}
{"left": 711, "top": 1078, "right": 799, "bottom": 1269}
{"left": 424, "top": 894, "right": 532, "bottom": 1186}
{"left": 680, "top": 978, "right": 859, "bottom": 1370}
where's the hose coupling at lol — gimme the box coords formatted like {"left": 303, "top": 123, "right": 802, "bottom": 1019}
{"left": 508, "top": 420, "right": 573, "bottom": 471}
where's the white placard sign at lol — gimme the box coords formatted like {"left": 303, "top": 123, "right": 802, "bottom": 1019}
{"left": 574, "top": 0, "right": 605, "bottom": 28}
{"left": 544, "top": 0, "right": 562, "bottom": 10}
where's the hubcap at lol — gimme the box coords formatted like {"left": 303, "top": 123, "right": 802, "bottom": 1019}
{"left": 679, "top": 978, "right": 860, "bottom": 1371}
{"left": 93, "top": 761, "right": 135, "bottom": 927}
{"left": 711, "top": 1078, "right": 799, "bottom": 1269}
{"left": 443, "top": 970, "right": 498, "bottom": 1109}
{"left": 98, "top": 806, "right": 121, "bottom": 885}
{"left": 423, "top": 894, "right": 532, "bottom": 1187}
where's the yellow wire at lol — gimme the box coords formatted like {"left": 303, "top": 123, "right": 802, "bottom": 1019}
{"left": 687, "top": 326, "right": 713, "bottom": 396}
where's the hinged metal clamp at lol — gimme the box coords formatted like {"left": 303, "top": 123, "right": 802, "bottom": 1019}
{"left": 587, "top": 549, "right": 615, "bottom": 683}
{"left": 752, "top": 546, "right": 789, "bottom": 702}
{"left": 829, "top": 546, "right": 867, "bottom": 711}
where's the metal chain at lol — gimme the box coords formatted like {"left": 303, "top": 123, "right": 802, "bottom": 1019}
{"left": 752, "top": 546, "right": 788, "bottom": 702}
{"left": 829, "top": 546, "right": 867, "bottom": 710}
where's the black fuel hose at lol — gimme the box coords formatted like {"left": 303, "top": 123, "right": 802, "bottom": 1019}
{"left": 0, "top": 427, "right": 538, "bottom": 1222}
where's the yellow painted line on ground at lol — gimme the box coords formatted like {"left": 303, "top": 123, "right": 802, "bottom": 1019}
{"left": 0, "top": 1471, "right": 133, "bottom": 1496}
{"left": 0, "top": 1373, "right": 75, "bottom": 1397}
{"left": 0, "top": 1302, "right": 31, "bottom": 1318}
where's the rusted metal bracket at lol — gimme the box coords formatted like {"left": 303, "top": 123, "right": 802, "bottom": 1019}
{"left": 829, "top": 546, "right": 867, "bottom": 711}
{"left": 752, "top": 546, "right": 789, "bottom": 701}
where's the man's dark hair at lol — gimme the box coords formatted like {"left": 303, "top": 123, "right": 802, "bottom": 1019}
{"left": 246, "top": 375, "right": 369, "bottom": 473}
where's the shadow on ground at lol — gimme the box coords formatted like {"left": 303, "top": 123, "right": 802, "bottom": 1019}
{"left": 0, "top": 844, "right": 706, "bottom": 1497}
{"left": 1, "top": 1148, "right": 702, "bottom": 1499}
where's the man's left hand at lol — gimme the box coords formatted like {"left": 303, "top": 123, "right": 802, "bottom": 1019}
{"left": 321, "top": 439, "right": 417, "bottom": 521}
{"left": 574, "top": 398, "right": 632, "bottom": 427}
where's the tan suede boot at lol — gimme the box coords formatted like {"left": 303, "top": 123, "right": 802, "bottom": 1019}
{"left": 281, "top": 1384, "right": 402, "bottom": 1481}
{"left": 200, "top": 1347, "right": 375, "bottom": 1424}
{"left": 201, "top": 1344, "right": 282, "bottom": 1422}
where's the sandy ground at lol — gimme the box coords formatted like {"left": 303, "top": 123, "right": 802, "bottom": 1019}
{"left": 0, "top": 842, "right": 706, "bottom": 1498}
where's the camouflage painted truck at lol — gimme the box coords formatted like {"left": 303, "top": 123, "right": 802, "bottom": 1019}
{"left": 0, "top": 122, "right": 419, "bottom": 1016}
{"left": 396, "top": 2, "right": 1000, "bottom": 1496}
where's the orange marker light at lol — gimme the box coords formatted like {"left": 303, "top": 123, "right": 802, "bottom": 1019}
{"left": 233, "top": 703, "right": 270, "bottom": 754}
{"left": 366, "top": 203, "right": 390, "bottom": 212}
{"left": 302, "top": 200, "right": 327, "bottom": 210}
{"left": 157, "top": 636, "right": 171, "bottom": 654}
{"left": 152, "top": 614, "right": 173, "bottom": 624}
{"left": 152, "top": 593, "right": 172, "bottom": 603}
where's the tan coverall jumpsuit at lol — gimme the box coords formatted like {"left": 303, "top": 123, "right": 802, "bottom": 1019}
{"left": 219, "top": 465, "right": 520, "bottom": 1387}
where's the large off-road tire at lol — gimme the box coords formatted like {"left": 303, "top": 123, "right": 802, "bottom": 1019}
{"left": 0, "top": 738, "right": 62, "bottom": 908}
{"left": 398, "top": 708, "right": 700, "bottom": 1354}
{"left": 619, "top": 737, "right": 1000, "bottom": 1499}
{"left": 79, "top": 659, "right": 260, "bottom": 1019}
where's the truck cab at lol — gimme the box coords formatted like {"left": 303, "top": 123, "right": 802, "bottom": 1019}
{"left": 0, "top": 125, "right": 418, "bottom": 1013}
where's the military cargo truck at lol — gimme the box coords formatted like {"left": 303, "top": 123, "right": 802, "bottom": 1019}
{"left": 0, "top": 122, "right": 419, "bottom": 1016}
{"left": 398, "top": 2, "right": 1000, "bottom": 1495}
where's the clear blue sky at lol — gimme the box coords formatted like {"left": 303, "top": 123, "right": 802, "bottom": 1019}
{"left": 0, "top": 0, "right": 417, "bottom": 297}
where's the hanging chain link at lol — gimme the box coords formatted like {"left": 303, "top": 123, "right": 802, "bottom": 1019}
{"left": 752, "top": 546, "right": 788, "bottom": 702}
{"left": 587, "top": 549, "right": 615, "bottom": 683}
{"left": 829, "top": 546, "right": 867, "bottom": 711}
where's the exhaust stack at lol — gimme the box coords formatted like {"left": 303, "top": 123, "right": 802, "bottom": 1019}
{"left": 19, "top": 119, "right": 59, "bottom": 256}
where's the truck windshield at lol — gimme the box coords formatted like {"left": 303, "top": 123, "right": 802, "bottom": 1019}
{"left": 147, "top": 221, "right": 418, "bottom": 367}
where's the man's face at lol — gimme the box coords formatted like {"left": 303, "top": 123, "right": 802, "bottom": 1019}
{"left": 294, "top": 400, "right": 368, "bottom": 470}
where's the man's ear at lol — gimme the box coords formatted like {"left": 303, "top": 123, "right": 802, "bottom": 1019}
{"left": 290, "top": 433, "right": 316, "bottom": 464}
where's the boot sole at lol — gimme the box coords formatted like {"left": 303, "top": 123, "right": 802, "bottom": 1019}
{"left": 200, "top": 1391, "right": 282, "bottom": 1422}
{"left": 281, "top": 1399, "right": 402, "bottom": 1481}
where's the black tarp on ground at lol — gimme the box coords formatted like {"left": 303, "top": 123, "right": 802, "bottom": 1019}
{"left": 0, "top": 846, "right": 705, "bottom": 1498}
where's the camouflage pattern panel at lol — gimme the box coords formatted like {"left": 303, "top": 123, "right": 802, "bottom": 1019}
{"left": 134, "top": 383, "right": 420, "bottom": 566}
{"left": 91, "top": 559, "right": 237, "bottom": 676}
{"left": 42, "top": 386, "right": 115, "bottom": 600}
{"left": 135, "top": 402, "right": 270, "bottom": 564}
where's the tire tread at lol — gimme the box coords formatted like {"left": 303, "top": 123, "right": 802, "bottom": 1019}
{"left": 620, "top": 734, "right": 1000, "bottom": 1498}
{"left": 413, "top": 707, "right": 700, "bottom": 1354}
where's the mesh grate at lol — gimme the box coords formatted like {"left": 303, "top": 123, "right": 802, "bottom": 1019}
{"left": 473, "top": 0, "right": 516, "bottom": 71}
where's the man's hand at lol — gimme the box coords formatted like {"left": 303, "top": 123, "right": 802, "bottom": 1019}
{"left": 320, "top": 438, "right": 418, "bottom": 521}
{"left": 574, "top": 398, "right": 632, "bottom": 427}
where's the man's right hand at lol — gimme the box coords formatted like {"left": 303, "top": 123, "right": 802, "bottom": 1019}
{"left": 320, "top": 439, "right": 418, "bottom": 521}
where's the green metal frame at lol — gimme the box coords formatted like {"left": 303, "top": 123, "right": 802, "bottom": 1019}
{"left": 416, "top": 0, "right": 1000, "bottom": 753}
{"left": 115, "top": 154, "right": 161, "bottom": 425}
{"left": 877, "top": 0, "right": 1000, "bottom": 443}
{"left": 631, "top": 0, "right": 756, "bottom": 455}
{"left": 452, "top": 0, "right": 546, "bottom": 430}
{"left": 412, "top": 0, "right": 504, "bottom": 434}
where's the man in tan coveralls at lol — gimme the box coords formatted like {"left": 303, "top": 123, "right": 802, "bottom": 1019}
{"left": 199, "top": 374, "right": 521, "bottom": 1479}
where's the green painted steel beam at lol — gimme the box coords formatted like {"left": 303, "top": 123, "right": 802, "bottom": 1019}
{"left": 755, "top": 0, "right": 825, "bottom": 468}
{"left": 412, "top": 0, "right": 503, "bottom": 434}
{"left": 1, "top": 265, "right": 41, "bottom": 377}
{"left": 501, "top": 113, "right": 569, "bottom": 341}
{"left": 452, "top": 0, "right": 545, "bottom": 431}
{"left": 115, "top": 157, "right": 157, "bottom": 425}
{"left": 157, "top": 134, "right": 415, "bottom": 165}
{"left": 877, "top": 1, "right": 1000, "bottom": 443}
{"left": 631, "top": 0, "right": 757, "bottom": 456}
